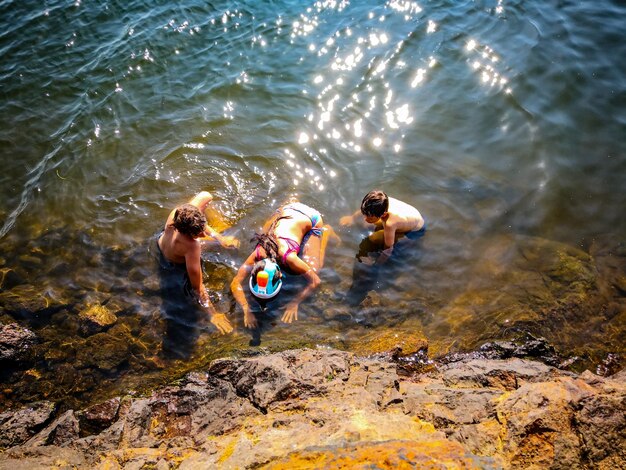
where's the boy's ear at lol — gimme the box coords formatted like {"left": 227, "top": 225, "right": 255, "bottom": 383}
{"left": 381, "top": 212, "right": 390, "bottom": 221}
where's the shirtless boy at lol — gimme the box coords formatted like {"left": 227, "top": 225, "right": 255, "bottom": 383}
{"left": 340, "top": 190, "right": 425, "bottom": 263}
{"left": 158, "top": 191, "right": 239, "bottom": 334}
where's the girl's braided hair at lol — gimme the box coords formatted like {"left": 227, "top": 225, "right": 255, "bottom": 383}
{"left": 250, "top": 215, "right": 291, "bottom": 261}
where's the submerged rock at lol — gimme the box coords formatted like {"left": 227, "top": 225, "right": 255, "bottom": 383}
{"left": 348, "top": 328, "right": 428, "bottom": 359}
{"left": 75, "top": 332, "right": 130, "bottom": 371}
{"left": 0, "top": 323, "right": 37, "bottom": 362}
{"left": 426, "top": 234, "right": 617, "bottom": 362}
{"left": 0, "top": 348, "right": 624, "bottom": 468}
{"left": 78, "top": 303, "right": 117, "bottom": 335}
{"left": 0, "top": 286, "right": 54, "bottom": 320}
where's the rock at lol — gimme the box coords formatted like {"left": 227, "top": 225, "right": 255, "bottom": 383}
{"left": 0, "top": 349, "right": 624, "bottom": 469}
{"left": 78, "top": 303, "right": 117, "bottom": 335}
{"left": 0, "top": 323, "right": 37, "bottom": 362}
{"left": 210, "top": 349, "right": 352, "bottom": 411}
{"left": 596, "top": 353, "right": 622, "bottom": 377}
{"left": 0, "top": 446, "right": 86, "bottom": 469}
{"left": 25, "top": 410, "right": 80, "bottom": 447}
{"left": 262, "top": 439, "right": 499, "bottom": 469}
{"left": 0, "top": 285, "right": 53, "bottom": 319}
{"left": 0, "top": 401, "right": 56, "bottom": 448}
{"left": 574, "top": 374, "right": 626, "bottom": 469}
{"left": 75, "top": 332, "right": 130, "bottom": 371}
{"left": 438, "top": 357, "right": 559, "bottom": 390}
{"left": 349, "top": 329, "right": 428, "bottom": 358}
{"left": 76, "top": 397, "right": 121, "bottom": 435}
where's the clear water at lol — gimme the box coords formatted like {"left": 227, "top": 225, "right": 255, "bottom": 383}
{"left": 0, "top": 0, "right": 624, "bottom": 410}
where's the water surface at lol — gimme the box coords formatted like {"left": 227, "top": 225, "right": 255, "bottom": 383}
{"left": 0, "top": 0, "right": 625, "bottom": 410}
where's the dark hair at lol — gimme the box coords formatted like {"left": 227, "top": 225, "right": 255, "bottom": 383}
{"left": 251, "top": 232, "right": 280, "bottom": 261}
{"left": 251, "top": 258, "right": 282, "bottom": 281}
{"left": 250, "top": 215, "right": 291, "bottom": 262}
{"left": 172, "top": 204, "right": 206, "bottom": 238}
{"left": 361, "top": 190, "right": 389, "bottom": 218}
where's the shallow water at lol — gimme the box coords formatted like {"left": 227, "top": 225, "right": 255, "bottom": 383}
{"left": 0, "top": 0, "right": 625, "bottom": 410}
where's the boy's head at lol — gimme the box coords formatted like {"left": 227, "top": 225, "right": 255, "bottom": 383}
{"left": 360, "top": 190, "right": 389, "bottom": 222}
{"left": 172, "top": 204, "right": 206, "bottom": 238}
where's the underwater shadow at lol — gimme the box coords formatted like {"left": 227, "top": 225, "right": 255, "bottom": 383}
{"left": 153, "top": 239, "right": 202, "bottom": 361}
{"left": 346, "top": 230, "right": 426, "bottom": 306}
{"left": 241, "top": 271, "right": 312, "bottom": 347}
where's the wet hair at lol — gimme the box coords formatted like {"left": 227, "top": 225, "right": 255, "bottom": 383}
{"left": 360, "top": 190, "right": 389, "bottom": 218}
{"left": 171, "top": 204, "right": 206, "bottom": 238}
{"left": 250, "top": 214, "right": 292, "bottom": 263}
{"left": 251, "top": 232, "right": 280, "bottom": 261}
{"left": 251, "top": 258, "right": 282, "bottom": 281}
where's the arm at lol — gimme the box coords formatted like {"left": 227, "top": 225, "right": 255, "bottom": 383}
{"left": 339, "top": 208, "right": 362, "bottom": 226}
{"left": 202, "top": 223, "right": 240, "bottom": 249}
{"left": 185, "top": 245, "right": 233, "bottom": 334}
{"left": 230, "top": 252, "right": 257, "bottom": 328}
{"left": 281, "top": 255, "right": 321, "bottom": 324}
{"left": 377, "top": 223, "right": 397, "bottom": 264}
{"left": 189, "top": 191, "right": 239, "bottom": 248}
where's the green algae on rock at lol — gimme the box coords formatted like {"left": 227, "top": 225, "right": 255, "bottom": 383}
{"left": 78, "top": 303, "right": 117, "bottom": 334}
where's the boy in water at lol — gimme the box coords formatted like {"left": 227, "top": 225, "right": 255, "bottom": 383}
{"left": 158, "top": 191, "right": 239, "bottom": 334}
{"left": 340, "top": 190, "right": 425, "bottom": 264}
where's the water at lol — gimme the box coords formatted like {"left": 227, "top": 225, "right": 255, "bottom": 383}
{"left": 1, "top": 0, "right": 625, "bottom": 410}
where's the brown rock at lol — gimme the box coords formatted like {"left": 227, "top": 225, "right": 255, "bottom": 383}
{"left": 77, "top": 397, "right": 121, "bottom": 435}
{"left": 25, "top": 410, "right": 80, "bottom": 447}
{"left": 349, "top": 329, "right": 428, "bottom": 358}
{"left": 78, "top": 303, "right": 117, "bottom": 335}
{"left": 0, "top": 349, "right": 624, "bottom": 469}
{"left": 0, "top": 401, "right": 56, "bottom": 449}
{"left": 0, "top": 323, "right": 37, "bottom": 362}
{"left": 262, "top": 439, "right": 498, "bottom": 469}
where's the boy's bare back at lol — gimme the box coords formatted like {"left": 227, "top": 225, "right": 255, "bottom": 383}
{"left": 158, "top": 211, "right": 200, "bottom": 264}
{"left": 384, "top": 197, "right": 424, "bottom": 234}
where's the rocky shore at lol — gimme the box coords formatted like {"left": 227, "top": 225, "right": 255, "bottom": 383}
{"left": 1, "top": 347, "right": 624, "bottom": 469}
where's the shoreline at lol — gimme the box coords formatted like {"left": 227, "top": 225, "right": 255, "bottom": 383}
{"left": 1, "top": 346, "right": 624, "bottom": 469}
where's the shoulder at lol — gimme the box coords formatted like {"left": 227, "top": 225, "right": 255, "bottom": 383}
{"left": 179, "top": 235, "right": 200, "bottom": 256}
{"left": 390, "top": 197, "right": 419, "bottom": 214}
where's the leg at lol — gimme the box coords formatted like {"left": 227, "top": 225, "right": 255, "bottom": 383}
{"left": 204, "top": 204, "right": 231, "bottom": 233}
{"left": 300, "top": 224, "right": 331, "bottom": 272}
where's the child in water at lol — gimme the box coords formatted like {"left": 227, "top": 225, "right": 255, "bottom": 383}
{"left": 230, "top": 198, "right": 332, "bottom": 328}
{"left": 158, "top": 191, "right": 239, "bottom": 334}
{"left": 340, "top": 190, "right": 425, "bottom": 263}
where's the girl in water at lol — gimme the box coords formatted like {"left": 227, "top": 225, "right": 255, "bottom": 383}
{"left": 230, "top": 198, "right": 332, "bottom": 328}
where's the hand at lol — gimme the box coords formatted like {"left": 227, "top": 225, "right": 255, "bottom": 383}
{"left": 210, "top": 313, "right": 233, "bottom": 335}
{"left": 339, "top": 215, "right": 353, "bottom": 227}
{"left": 358, "top": 254, "right": 376, "bottom": 266}
{"left": 281, "top": 303, "right": 299, "bottom": 323}
{"left": 244, "top": 311, "right": 258, "bottom": 329}
{"left": 221, "top": 236, "right": 240, "bottom": 249}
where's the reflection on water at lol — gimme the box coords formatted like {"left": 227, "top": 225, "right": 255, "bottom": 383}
{"left": 0, "top": 0, "right": 625, "bottom": 410}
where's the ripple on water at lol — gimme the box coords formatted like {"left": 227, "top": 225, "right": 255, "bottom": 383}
{"left": 0, "top": 0, "right": 624, "bottom": 411}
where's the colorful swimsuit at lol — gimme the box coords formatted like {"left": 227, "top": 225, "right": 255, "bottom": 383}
{"left": 275, "top": 203, "right": 324, "bottom": 264}
{"left": 253, "top": 203, "right": 324, "bottom": 265}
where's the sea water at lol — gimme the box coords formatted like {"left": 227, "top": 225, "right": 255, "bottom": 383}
{"left": 0, "top": 0, "right": 624, "bottom": 410}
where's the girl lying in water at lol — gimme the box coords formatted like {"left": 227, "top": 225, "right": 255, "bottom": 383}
{"left": 230, "top": 198, "right": 333, "bottom": 328}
